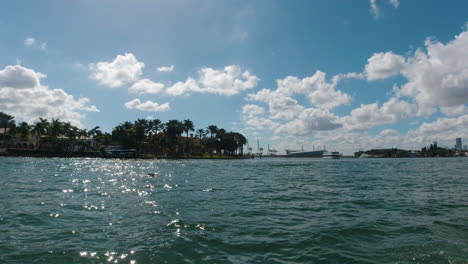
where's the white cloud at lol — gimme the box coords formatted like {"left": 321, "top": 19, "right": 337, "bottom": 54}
{"left": 157, "top": 65, "right": 174, "bottom": 72}
{"left": 249, "top": 71, "right": 351, "bottom": 112}
{"left": 365, "top": 52, "right": 405, "bottom": 81}
{"left": 244, "top": 70, "right": 352, "bottom": 137}
{"left": 403, "top": 114, "right": 468, "bottom": 148}
{"left": 276, "top": 108, "right": 342, "bottom": 136}
{"left": 369, "top": 0, "right": 379, "bottom": 18}
{"left": 0, "top": 65, "right": 45, "bottom": 89}
{"left": 198, "top": 65, "right": 258, "bottom": 95}
{"left": 124, "top": 99, "right": 170, "bottom": 112}
{"left": 248, "top": 89, "right": 305, "bottom": 120}
{"left": 40, "top": 42, "right": 47, "bottom": 50}
{"left": 24, "top": 37, "right": 35, "bottom": 47}
{"left": 89, "top": 53, "right": 144, "bottom": 88}
{"left": 342, "top": 97, "right": 416, "bottom": 130}
{"left": 276, "top": 71, "right": 352, "bottom": 110}
{"left": 244, "top": 117, "right": 280, "bottom": 131}
{"left": 0, "top": 65, "right": 98, "bottom": 127}
{"left": 440, "top": 105, "right": 468, "bottom": 116}
{"left": 398, "top": 31, "right": 468, "bottom": 116}
{"left": 128, "top": 79, "right": 165, "bottom": 94}
{"left": 414, "top": 115, "right": 468, "bottom": 135}
{"left": 166, "top": 65, "right": 258, "bottom": 96}
{"left": 166, "top": 77, "right": 201, "bottom": 96}
{"left": 388, "top": 0, "right": 399, "bottom": 9}
{"left": 241, "top": 104, "right": 265, "bottom": 119}
{"left": 274, "top": 113, "right": 467, "bottom": 155}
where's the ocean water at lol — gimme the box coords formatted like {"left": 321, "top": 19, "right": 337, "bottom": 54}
{"left": 0, "top": 157, "right": 467, "bottom": 264}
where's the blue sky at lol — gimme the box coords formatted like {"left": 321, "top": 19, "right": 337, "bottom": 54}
{"left": 1, "top": 0, "right": 467, "bottom": 154}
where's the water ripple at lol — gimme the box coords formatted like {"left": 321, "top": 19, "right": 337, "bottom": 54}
{"left": 0, "top": 157, "right": 467, "bottom": 263}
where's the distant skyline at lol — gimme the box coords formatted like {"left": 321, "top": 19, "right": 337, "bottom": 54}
{"left": 1, "top": 0, "right": 467, "bottom": 154}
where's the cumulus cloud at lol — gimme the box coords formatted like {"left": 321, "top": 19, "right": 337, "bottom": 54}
{"left": 415, "top": 115, "right": 468, "bottom": 135}
{"left": 0, "top": 65, "right": 98, "bottom": 127}
{"left": 244, "top": 117, "right": 280, "bottom": 131}
{"left": 276, "top": 108, "right": 342, "bottom": 136}
{"left": 166, "top": 77, "right": 201, "bottom": 96}
{"left": 0, "top": 65, "right": 46, "bottom": 89}
{"left": 242, "top": 29, "right": 468, "bottom": 153}
{"left": 365, "top": 52, "right": 405, "bottom": 81}
{"left": 272, "top": 112, "right": 467, "bottom": 155}
{"left": 248, "top": 89, "right": 305, "bottom": 120}
{"left": 276, "top": 71, "right": 352, "bottom": 109}
{"left": 248, "top": 70, "right": 351, "bottom": 115}
{"left": 398, "top": 31, "right": 468, "bottom": 116}
{"left": 241, "top": 104, "right": 265, "bottom": 119}
{"left": 128, "top": 79, "right": 165, "bottom": 94}
{"left": 24, "top": 37, "right": 35, "bottom": 47}
{"left": 89, "top": 53, "right": 144, "bottom": 88}
{"left": 342, "top": 97, "right": 417, "bottom": 130}
{"left": 124, "top": 99, "right": 170, "bottom": 112}
{"left": 157, "top": 65, "right": 174, "bottom": 72}
{"left": 440, "top": 105, "right": 468, "bottom": 116}
{"left": 198, "top": 65, "right": 258, "bottom": 95}
{"left": 166, "top": 65, "right": 258, "bottom": 96}
{"left": 400, "top": 114, "right": 468, "bottom": 149}
{"left": 243, "top": 70, "right": 353, "bottom": 137}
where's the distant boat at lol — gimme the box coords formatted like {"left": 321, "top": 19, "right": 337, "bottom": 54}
{"left": 285, "top": 149, "right": 325, "bottom": 158}
{"left": 322, "top": 151, "right": 340, "bottom": 159}
{"left": 104, "top": 147, "right": 136, "bottom": 158}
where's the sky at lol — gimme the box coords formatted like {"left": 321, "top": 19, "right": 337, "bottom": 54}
{"left": 0, "top": 0, "right": 467, "bottom": 154}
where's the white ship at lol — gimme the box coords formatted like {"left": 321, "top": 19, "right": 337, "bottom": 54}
{"left": 285, "top": 145, "right": 326, "bottom": 158}
{"left": 322, "top": 151, "right": 341, "bottom": 159}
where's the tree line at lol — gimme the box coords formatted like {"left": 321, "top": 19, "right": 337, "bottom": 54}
{"left": 0, "top": 111, "right": 247, "bottom": 157}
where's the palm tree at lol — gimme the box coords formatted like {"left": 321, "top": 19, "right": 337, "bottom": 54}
{"left": 195, "top": 128, "right": 206, "bottom": 155}
{"left": 165, "top": 120, "right": 184, "bottom": 156}
{"left": 0, "top": 112, "right": 15, "bottom": 139}
{"left": 88, "top": 126, "right": 102, "bottom": 138}
{"left": 183, "top": 119, "right": 194, "bottom": 155}
{"left": 112, "top": 122, "right": 136, "bottom": 150}
{"left": 49, "top": 119, "right": 63, "bottom": 139}
{"left": 149, "top": 119, "right": 163, "bottom": 154}
{"left": 31, "top": 118, "right": 49, "bottom": 149}
{"left": 134, "top": 119, "right": 149, "bottom": 153}
{"left": 88, "top": 126, "right": 102, "bottom": 150}
{"left": 207, "top": 125, "right": 218, "bottom": 138}
{"left": 61, "top": 122, "right": 76, "bottom": 152}
{"left": 80, "top": 128, "right": 89, "bottom": 139}
{"left": 233, "top": 132, "right": 247, "bottom": 155}
{"left": 17, "top": 122, "right": 31, "bottom": 142}
{"left": 215, "top": 128, "right": 226, "bottom": 155}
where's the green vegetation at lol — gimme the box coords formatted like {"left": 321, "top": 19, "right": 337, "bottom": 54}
{"left": 0, "top": 111, "right": 247, "bottom": 158}
{"left": 419, "top": 142, "right": 455, "bottom": 157}
{"left": 354, "top": 148, "right": 411, "bottom": 158}
{"left": 354, "top": 144, "right": 456, "bottom": 158}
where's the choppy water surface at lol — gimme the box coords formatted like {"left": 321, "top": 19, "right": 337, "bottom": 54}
{"left": 0, "top": 157, "right": 467, "bottom": 263}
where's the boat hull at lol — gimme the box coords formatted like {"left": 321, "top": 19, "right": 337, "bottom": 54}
{"left": 286, "top": 150, "right": 325, "bottom": 158}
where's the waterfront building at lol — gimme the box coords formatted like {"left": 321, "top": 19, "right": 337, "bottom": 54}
{"left": 455, "top": 138, "right": 462, "bottom": 150}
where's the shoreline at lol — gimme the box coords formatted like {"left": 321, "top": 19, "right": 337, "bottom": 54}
{"left": 0, "top": 150, "right": 251, "bottom": 160}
